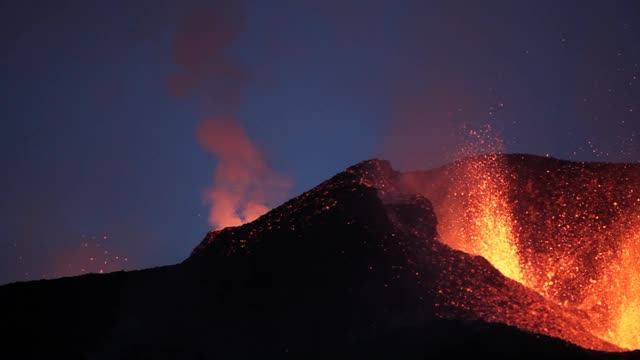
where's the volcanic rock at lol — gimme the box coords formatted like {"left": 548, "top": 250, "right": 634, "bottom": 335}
{"left": 0, "top": 157, "right": 638, "bottom": 359}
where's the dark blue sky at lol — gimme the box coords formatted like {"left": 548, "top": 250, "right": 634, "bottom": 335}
{"left": 2, "top": 0, "right": 639, "bottom": 284}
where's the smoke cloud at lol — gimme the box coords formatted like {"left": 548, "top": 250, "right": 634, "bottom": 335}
{"left": 382, "top": 83, "right": 482, "bottom": 171}
{"left": 169, "top": 1, "right": 245, "bottom": 107}
{"left": 171, "top": 1, "right": 290, "bottom": 229}
{"left": 196, "top": 118, "right": 288, "bottom": 228}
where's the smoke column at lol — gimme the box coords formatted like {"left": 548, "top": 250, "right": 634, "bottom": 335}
{"left": 171, "top": 1, "right": 289, "bottom": 228}
{"left": 196, "top": 118, "right": 288, "bottom": 228}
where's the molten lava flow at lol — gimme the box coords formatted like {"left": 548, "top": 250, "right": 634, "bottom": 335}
{"left": 608, "top": 229, "right": 640, "bottom": 350}
{"left": 461, "top": 155, "right": 525, "bottom": 284}
{"left": 423, "top": 129, "right": 526, "bottom": 283}
{"left": 583, "top": 221, "right": 640, "bottom": 350}
{"left": 416, "top": 155, "right": 640, "bottom": 351}
{"left": 439, "top": 155, "right": 525, "bottom": 284}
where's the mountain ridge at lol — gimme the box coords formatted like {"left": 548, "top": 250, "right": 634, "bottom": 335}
{"left": 1, "top": 155, "right": 638, "bottom": 358}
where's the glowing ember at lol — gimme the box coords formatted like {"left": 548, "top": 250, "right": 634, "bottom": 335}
{"left": 607, "top": 232, "right": 640, "bottom": 349}
{"left": 47, "top": 233, "right": 131, "bottom": 279}
{"left": 584, "top": 221, "right": 640, "bottom": 350}
{"left": 432, "top": 128, "right": 527, "bottom": 284}
{"left": 406, "top": 153, "right": 640, "bottom": 350}
{"left": 440, "top": 154, "right": 526, "bottom": 284}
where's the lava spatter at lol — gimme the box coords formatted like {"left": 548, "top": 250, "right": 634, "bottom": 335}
{"left": 405, "top": 154, "right": 640, "bottom": 350}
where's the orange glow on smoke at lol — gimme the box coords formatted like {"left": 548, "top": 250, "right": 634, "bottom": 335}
{"left": 197, "top": 118, "right": 289, "bottom": 229}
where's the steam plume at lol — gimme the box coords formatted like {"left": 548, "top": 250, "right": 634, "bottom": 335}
{"left": 196, "top": 118, "right": 288, "bottom": 228}
{"left": 171, "top": 1, "right": 289, "bottom": 228}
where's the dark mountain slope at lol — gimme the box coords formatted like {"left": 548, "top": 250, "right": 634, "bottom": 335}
{"left": 0, "top": 158, "right": 637, "bottom": 359}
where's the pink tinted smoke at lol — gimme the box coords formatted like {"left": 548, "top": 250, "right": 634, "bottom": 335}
{"left": 197, "top": 118, "right": 289, "bottom": 228}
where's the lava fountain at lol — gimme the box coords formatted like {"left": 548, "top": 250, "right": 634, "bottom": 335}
{"left": 583, "top": 218, "right": 640, "bottom": 350}
{"left": 431, "top": 154, "right": 527, "bottom": 285}
{"left": 403, "top": 153, "right": 640, "bottom": 351}
{"left": 607, "top": 227, "right": 640, "bottom": 349}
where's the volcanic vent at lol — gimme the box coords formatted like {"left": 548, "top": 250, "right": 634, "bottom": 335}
{"left": 402, "top": 154, "right": 640, "bottom": 351}
{"left": 2, "top": 156, "right": 639, "bottom": 358}
{"left": 190, "top": 157, "right": 636, "bottom": 352}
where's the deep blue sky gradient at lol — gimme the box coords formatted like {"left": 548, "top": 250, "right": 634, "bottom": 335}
{"left": 2, "top": 0, "right": 640, "bottom": 284}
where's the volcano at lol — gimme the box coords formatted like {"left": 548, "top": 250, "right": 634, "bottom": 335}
{"left": 1, "top": 155, "right": 639, "bottom": 359}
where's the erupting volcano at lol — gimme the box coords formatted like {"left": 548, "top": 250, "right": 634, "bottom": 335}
{"left": 2, "top": 155, "right": 640, "bottom": 358}
{"left": 404, "top": 154, "right": 640, "bottom": 350}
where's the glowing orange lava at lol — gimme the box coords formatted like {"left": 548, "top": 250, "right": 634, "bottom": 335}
{"left": 436, "top": 154, "right": 526, "bottom": 285}
{"left": 404, "top": 150, "right": 640, "bottom": 351}
{"left": 606, "top": 229, "right": 640, "bottom": 350}
{"left": 583, "top": 220, "right": 640, "bottom": 350}
{"left": 418, "top": 154, "right": 640, "bottom": 351}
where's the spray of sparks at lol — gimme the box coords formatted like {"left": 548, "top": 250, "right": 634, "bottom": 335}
{"left": 440, "top": 154, "right": 526, "bottom": 285}
{"left": 44, "top": 233, "right": 130, "bottom": 280}
{"left": 414, "top": 126, "right": 640, "bottom": 350}
{"left": 580, "top": 218, "right": 640, "bottom": 350}
{"left": 434, "top": 127, "right": 527, "bottom": 285}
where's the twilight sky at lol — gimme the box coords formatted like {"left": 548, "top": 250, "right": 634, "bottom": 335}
{"left": 2, "top": 0, "right": 639, "bottom": 284}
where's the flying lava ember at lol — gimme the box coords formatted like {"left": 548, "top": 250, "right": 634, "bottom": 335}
{"left": 404, "top": 152, "right": 640, "bottom": 351}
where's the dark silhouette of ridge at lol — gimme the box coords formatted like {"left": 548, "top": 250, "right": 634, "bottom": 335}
{"left": 1, "top": 157, "right": 638, "bottom": 359}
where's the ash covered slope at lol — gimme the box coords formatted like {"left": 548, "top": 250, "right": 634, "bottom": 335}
{"left": 0, "top": 159, "right": 636, "bottom": 359}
